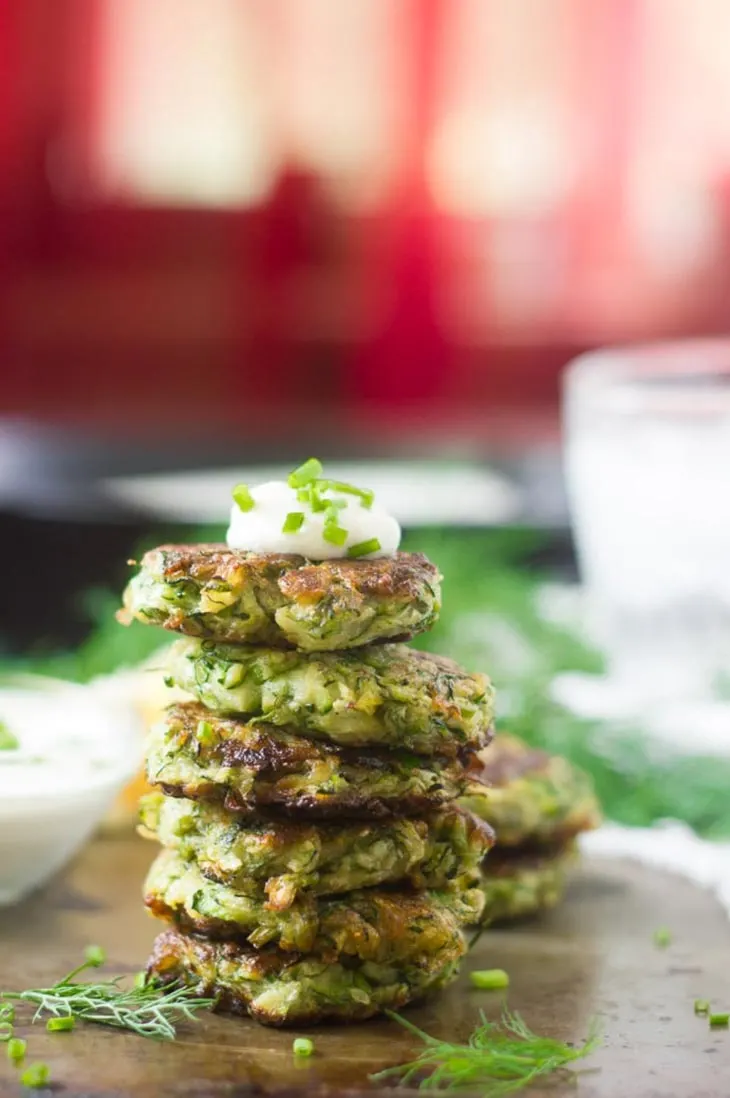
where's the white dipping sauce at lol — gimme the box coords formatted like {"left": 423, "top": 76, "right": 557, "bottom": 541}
{"left": 226, "top": 480, "right": 401, "bottom": 559}
{"left": 0, "top": 684, "right": 139, "bottom": 905}
{"left": 0, "top": 688, "right": 135, "bottom": 800}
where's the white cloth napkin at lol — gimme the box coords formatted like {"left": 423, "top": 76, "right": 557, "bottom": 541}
{"left": 581, "top": 821, "right": 730, "bottom": 919}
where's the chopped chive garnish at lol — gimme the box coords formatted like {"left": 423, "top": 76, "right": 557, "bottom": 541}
{"left": 282, "top": 512, "right": 305, "bottom": 534}
{"left": 323, "top": 501, "right": 346, "bottom": 526}
{"left": 0, "top": 1022, "right": 12, "bottom": 1042}
{"left": 293, "top": 1037, "right": 314, "bottom": 1057}
{"left": 309, "top": 483, "right": 326, "bottom": 512}
{"left": 20, "top": 1063, "right": 49, "bottom": 1089}
{"left": 695, "top": 999, "right": 710, "bottom": 1015}
{"left": 469, "top": 969, "right": 510, "bottom": 991}
{"left": 347, "top": 538, "right": 381, "bottom": 558}
{"left": 320, "top": 479, "right": 374, "bottom": 508}
{"left": 0, "top": 720, "right": 19, "bottom": 751}
{"left": 710, "top": 1013, "right": 730, "bottom": 1028}
{"left": 7, "top": 1037, "right": 25, "bottom": 1063}
{"left": 196, "top": 720, "right": 214, "bottom": 744}
{"left": 47, "top": 1016, "right": 75, "bottom": 1033}
{"left": 84, "top": 944, "right": 106, "bottom": 967}
{"left": 232, "top": 483, "right": 255, "bottom": 512}
{"left": 288, "top": 458, "right": 323, "bottom": 489}
{"left": 653, "top": 927, "right": 672, "bottom": 949}
{"left": 323, "top": 524, "right": 348, "bottom": 547}
{"left": 0, "top": 1005, "right": 14, "bottom": 1023}
{"left": 134, "top": 972, "right": 147, "bottom": 990}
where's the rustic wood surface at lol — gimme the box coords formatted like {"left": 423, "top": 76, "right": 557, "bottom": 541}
{"left": 0, "top": 835, "right": 729, "bottom": 1098}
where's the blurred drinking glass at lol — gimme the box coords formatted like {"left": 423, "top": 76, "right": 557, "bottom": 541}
{"left": 563, "top": 340, "right": 730, "bottom": 704}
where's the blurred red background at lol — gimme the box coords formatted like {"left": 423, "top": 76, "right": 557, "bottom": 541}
{"left": 3, "top": 0, "right": 730, "bottom": 445}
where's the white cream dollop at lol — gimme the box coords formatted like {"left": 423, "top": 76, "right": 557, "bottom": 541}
{"left": 226, "top": 480, "right": 401, "bottom": 559}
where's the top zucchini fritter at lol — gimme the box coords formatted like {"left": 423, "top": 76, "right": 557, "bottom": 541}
{"left": 459, "top": 734, "right": 602, "bottom": 847}
{"left": 120, "top": 545, "right": 441, "bottom": 652}
{"left": 164, "top": 639, "right": 494, "bottom": 756}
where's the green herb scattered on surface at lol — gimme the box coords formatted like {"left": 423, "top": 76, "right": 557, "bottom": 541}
{"left": 19, "top": 1062, "right": 49, "bottom": 1089}
{"left": 6, "top": 1037, "right": 25, "bottom": 1063}
{"left": 694, "top": 999, "right": 710, "bottom": 1015}
{"left": 653, "top": 928, "right": 672, "bottom": 949}
{"left": 46, "top": 1016, "right": 75, "bottom": 1033}
{"left": 84, "top": 945, "right": 106, "bottom": 968}
{"left": 292, "top": 1037, "right": 314, "bottom": 1057}
{"left": 709, "top": 1013, "right": 729, "bottom": 1028}
{"left": 0, "top": 950, "right": 214, "bottom": 1042}
{"left": 372, "top": 1007, "right": 600, "bottom": 1095}
{"left": 470, "top": 969, "right": 510, "bottom": 991}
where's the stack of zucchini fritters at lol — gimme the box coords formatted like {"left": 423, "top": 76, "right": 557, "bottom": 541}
{"left": 122, "top": 544, "right": 497, "bottom": 1026}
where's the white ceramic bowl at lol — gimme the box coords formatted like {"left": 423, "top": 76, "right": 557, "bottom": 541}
{"left": 0, "top": 679, "right": 141, "bottom": 905}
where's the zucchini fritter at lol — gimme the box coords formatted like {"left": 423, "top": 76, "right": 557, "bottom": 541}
{"left": 146, "top": 703, "right": 479, "bottom": 819}
{"left": 164, "top": 639, "right": 494, "bottom": 756}
{"left": 148, "top": 927, "right": 462, "bottom": 1027}
{"left": 140, "top": 794, "right": 494, "bottom": 908}
{"left": 477, "top": 844, "right": 577, "bottom": 925}
{"left": 144, "top": 849, "right": 484, "bottom": 957}
{"left": 459, "top": 734, "right": 601, "bottom": 847}
{"left": 120, "top": 545, "right": 441, "bottom": 651}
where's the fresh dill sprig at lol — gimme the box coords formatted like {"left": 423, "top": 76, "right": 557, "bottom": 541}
{"left": 371, "top": 1007, "right": 600, "bottom": 1096}
{"left": 1, "top": 954, "right": 214, "bottom": 1042}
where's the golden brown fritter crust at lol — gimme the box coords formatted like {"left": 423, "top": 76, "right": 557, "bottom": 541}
{"left": 147, "top": 927, "right": 463, "bottom": 1026}
{"left": 120, "top": 545, "right": 441, "bottom": 651}
{"left": 460, "top": 734, "right": 602, "bottom": 847}
{"left": 165, "top": 639, "right": 494, "bottom": 756}
{"left": 143, "top": 849, "right": 484, "bottom": 957}
{"left": 139, "top": 793, "right": 494, "bottom": 907}
{"left": 147, "top": 702, "right": 480, "bottom": 819}
{"left": 477, "top": 841, "right": 578, "bottom": 925}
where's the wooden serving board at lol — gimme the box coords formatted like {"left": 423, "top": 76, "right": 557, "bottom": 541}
{"left": 1, "top": 836, "right": 729, "bottom": 1098}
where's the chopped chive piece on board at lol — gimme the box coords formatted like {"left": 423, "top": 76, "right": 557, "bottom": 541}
{"left": 470, "top": 969, "right": 510, "bottom": 990}
{"left": 7, "top": 1037, "right": 25, "bottom": 1063}
{"left": 293, "top": 1037, "right": 314, "bottom": 1056}
{"left": 20, "top": 1063, "right": 50, "bottom": 1089}
{"left": 47, "top": 1016, "right": 75, "bottom": 1033}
